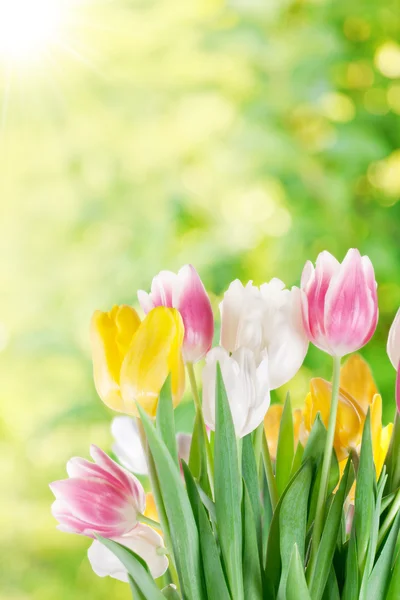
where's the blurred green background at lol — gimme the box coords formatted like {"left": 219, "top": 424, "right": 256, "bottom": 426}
{"left": 1, "top": 0, "right": 400, "bottom": 597}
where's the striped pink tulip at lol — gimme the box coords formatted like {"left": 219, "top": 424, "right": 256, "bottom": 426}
{"left": 387, "top": 308, "right": 400, "bottom": 411}
{"left": 138, "top": 264, "right": 214, "bottom": 363}
{"left": 301, "top": 249, "right": 378, "bottom": 357}
{"left": 50, "top": 445, "right": 145, "bottom": 538}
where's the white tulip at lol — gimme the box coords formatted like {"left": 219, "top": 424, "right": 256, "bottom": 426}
{"left": 202, "top": 346, "right": 270, "bottom": 438}
{"left": 87, "top": 523, "right": 168, "bottom": 582}
{"left": 219, "top": 278, "right": 308, "bottom": 389}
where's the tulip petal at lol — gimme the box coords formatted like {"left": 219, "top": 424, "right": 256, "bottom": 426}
{"left": 339, "top": 354, "right": 378, "bottom": 413}
{"left": 120, "top": 307, "right": 185, "bottom": 417}
{"left": 111, "top": 416, "right": 148, "bottom": 475}
{"left": 87, "top": 524, "right": 168, "bottom": 581}
{"left": 387, "top": 308, "right": 400, "bottom": 371}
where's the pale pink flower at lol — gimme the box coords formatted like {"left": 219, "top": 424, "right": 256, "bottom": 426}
{"left": 387, "top": 307, "right": 400, "bottom": 411}
{"left": 301, "top": 249, "right": 378, "bottom": 357}
{"left": 88, "top": 524, "right": 168, "bottom": 581}
{"left": 138, "top": 264, "right": 214, "bottom": 363}
{"left": 50, "top": 445, "right": 145, "bottom": 538}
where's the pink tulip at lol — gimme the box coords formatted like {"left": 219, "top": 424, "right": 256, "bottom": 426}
{"left": 301, "top": 249, "right": 378, "bottom": 357}
{"left": 138, "top": 264, "right": 214, "bottom": 363}
{"left": 50, "top": 445, "right": 146, "bottom": 538}
{"left": 387, "top": 307, "right": 400, "bottom": 411}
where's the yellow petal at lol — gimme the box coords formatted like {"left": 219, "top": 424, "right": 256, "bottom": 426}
{"left": 264, "top": 404, "right": 283, "bottom": 460}
{"left": 340, "top": 354, "right": 378, "bottom": 413}
{"left": 90, "top": 305, "right": 141, "bottom": 412}
{"left": 144, "top": 492, "right": 162, "bottom": 533}
{"left": 120, "top": 306, "right": 185, "bottom": 417}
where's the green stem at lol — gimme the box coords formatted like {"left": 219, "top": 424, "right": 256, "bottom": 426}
{"left": 186, "top": 362, "right": 215, "bottom": 486}
{"left": 136, "top": 418, "right": 180, "bottom": 590}
{"left": 137, "top": 513, "right": 161, "bottom": 529}
{"left": 310, "top": 355, "right": 342, "bottom": 562}
{"left": 377, "top": 487, "right": 400, "bottom": 548}
{"left": 262, "top": 434, "right": 279, "bottom": 511}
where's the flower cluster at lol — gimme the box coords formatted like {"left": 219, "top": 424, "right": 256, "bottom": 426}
{"left": 50, "top": 249, "right": 400, "bottom": 594}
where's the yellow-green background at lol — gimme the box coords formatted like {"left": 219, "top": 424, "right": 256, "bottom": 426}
{"left": 1, "top": 0, "right": 400, "bottom": 597}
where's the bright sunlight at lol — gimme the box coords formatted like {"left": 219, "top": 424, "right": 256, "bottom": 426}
{"left": 0, "top": 0, "right": 65, "bottom": 62}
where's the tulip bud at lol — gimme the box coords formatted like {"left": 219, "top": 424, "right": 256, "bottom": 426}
{"left": 220, "top": 278, "right": 308, "bottom": 390}
{"left": 49, "top": 445, "right": 146, "bottom": 538}
{"left": 138, "top": 264, "right": 214, "bottom": 363}
{"left": 387, "top": 308, "right": 400, "bottom": 411}
{"left": 202, "top": 346, "right": 270, "bottom": 438}
{"left": 300, "top": 249, "right": 378, "bottom": 357}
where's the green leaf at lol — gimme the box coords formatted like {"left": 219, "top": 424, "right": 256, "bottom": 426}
{"left": 286, "top": 544, "right": 311, "bottom": 600}
{"left": 214, "top": 363, "right": 244, "bottom": 600}
{"left": 137, "top": 406, "right": 204, "bottom": 600}
{"left": 161, "top": 585, "right": 181, "bottom": 599}
{"left": 157, "top": 376, "right": 179, "bottom": 468}
{"left": 277, "top": 461, "right": 313, "bottom": 600}
{"left": 188, "top": 409, "right": 212, "bottom": 497}
{"left": 321, "top": 568, "right": 340, "bottom": 600}
{"left": 366, "top": 510, "right": 400, "bottom": 600}
{"left": 354, "top": 411, "right": 375, "bottom": 571}
{"left": 386, "top": 542, "right": 400, "bottom": 600}
{"left": 385, "top": 411, "right": 400, "bottom": 494}
{"left": 182, "top": 461, "right": 231, "bottom": 600}
{"left": 265, "top": 463, "right": 312, "bottom": 598}
{"left": 242, "top": 480, "right": 263, "bottom": 599}
{"left": 242, "top": 434, "right": 263, "bottom": 562}
{"left": 309, "top": 459, "right": 351, "bottom": 600}
{"left": 289, "top": 441, "right": 305, "bottom": 480}
{"left": 96, "top": 536, "right": 164, "bottom": 600}
{"left": 275, "top": 393, "right": 295, "bottom": 497}
{"left": 342, "top": 532, "right": 359, "bottom": 600}
{"left": 129, "top": 576, "right": 148, "bottom": 600}
{"left": 303, "top": 414, "right": 327, "bottom": 463}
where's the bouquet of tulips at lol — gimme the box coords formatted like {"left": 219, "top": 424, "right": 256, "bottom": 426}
{"left": 50, "top": 252, "right": 400, "bottom": 599}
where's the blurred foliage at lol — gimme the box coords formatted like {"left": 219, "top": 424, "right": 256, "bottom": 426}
{"left": 1, "top": 0, "right": 400, "bottom": 597}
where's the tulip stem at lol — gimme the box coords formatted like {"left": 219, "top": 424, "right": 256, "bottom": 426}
{"left": 310, "top": 355, "right": 342, "bottom": 566}
{"left": 262, "top": 434, "right": 279, "bottom": 511}
{"left": 137, "top": 512, "right": 161, "bottom": 529}
{"left": 186, "top": 362, "right": 202, "bottom": 412}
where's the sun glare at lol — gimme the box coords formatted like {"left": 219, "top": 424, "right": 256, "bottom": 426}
{"left": 0, "top": 0, "right": 64, "bottom": 62}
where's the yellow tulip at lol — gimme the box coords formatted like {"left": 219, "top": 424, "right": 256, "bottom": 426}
{"left": 300, "top": 378, "right": 364, "bottom": 461}
{"left": 264, "top": 404, "right": 302, "bottom": 461}
{"left": 90, "top": 305, "right": 185, "bottom": 417}
{"left": 339, "top": 354, "right": 378, "bottom": 413}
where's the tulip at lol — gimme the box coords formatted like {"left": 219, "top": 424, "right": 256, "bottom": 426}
{"left": 300, "top": 249, "right": 378, "bottom": 357}
{"left": 88, "top": 524, "right": 168, "bottom": 581}
{"left": 220, "top": 278, "right": 308, "bottom": 389}
{"left": 387, "top": 308, "right": 400, "bottom": 411}
{"left": 264, "top": 404, "right": 302, "bottom": 461}
{"left": 339, "top": 353, "right": 378, "bottom": 413}
{"left": 138, "top": 264, "right": 214, "bottom": 363}
{"left": 111, "top": 416, "right": 192, "bottom": 475}
{"left": 202, "top": 346, "right": 270, "bottom": 438}
{"left": 91, "top": 305, "right": 185, "bottom": 417}
{"left": 49, "top": 445, "right": 146, "bottom": 538}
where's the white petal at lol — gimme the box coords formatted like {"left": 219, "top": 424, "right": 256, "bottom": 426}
{"left": 87, "top": 524, "right": 168, "bottom": 582}
{"left": 137, "top": 290, "right": 154, "bottom": 314}
{"left": 388, "top": 308, "right": 400, "bottom": 370}
{"left": 176, "top": 433, "right": 192, "bottom": 464}
{"left": 111, "top": 416, "right": 148, "bottom": 475}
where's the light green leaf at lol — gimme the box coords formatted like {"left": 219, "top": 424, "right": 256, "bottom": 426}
{"left": 156, "top": 376, "right": 179, "bottom": 468}
{"left": 242, "top": 480, "right": 263, "bottom": 599}
{"left": 214, "top": 364, "right": 244, "bottom": 600}
{"left": 276, "top": 393, "right": 294, "bottom": 497}
{"left": 289, "top": 442, "right": 305, "bottom": 480}
{"left": 386, "top": 542, "right": 400, "bottom": 599}
{"left": 137, "top": 406, "right": 205, "bottom": 600}
{"left": 286, "top": 544, "right": 311, "bottom": 600}
{"left": 354, "top": 411, "right": 375, "bottom": 571}
{"left": 384, "top": 411, "right": 400, "bottom": 494}
{"left": 277, "top": 461, "right": 313, "bottom": 600}
{"left": 242, "top": 434, "right": 263, "bottom": 562}
{"left": 188, "top": 409, "right": 212, "bottom": 497}
{"left": 342, "top": 533, "right": 359, "bottom": 600}
{"left": 129, "top": 576, "right": 147, "bottom": 600}
{"left": 161, "top": 585, "right": 181, "bottom": 599}
{"left": 309, "top": 459, "right": 351, "bottom": 600}
{"left": 96, "top": 536, "right": 164, "bottom": 600}
{"left": 366, "top": 510, "right": 400, "bottom": 600}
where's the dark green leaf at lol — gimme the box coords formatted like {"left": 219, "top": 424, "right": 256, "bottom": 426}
{"left": 242, "top": 434, "right": 263, "bottom": 562}
{"left": 137, "top": 406, "right": 204, "bottom": 600}
{"left": 276, "top": 393, "right": 294, "bottom": 496}
{"left": 214, "top": 364, "right": 244, "bottom": 600}
{"left": 342, "top": 532, "right": 359, "bottom": 600}
{"left": 366, "top": 511, "right": 400, "bottom": 600}
{"left": 385, "top": 411, "right": 400, "bottom": 494}
{"left": 286, "top": 544, "right": 311, "bottom": 600}
{"left": 242, "top": 480, "right": 263, "bottom": 599}
{"left": 161, "top": 585, "right": 181, "bottom": 599}
{"left": 96, "top": 536, "right": 164, "bottom": 600}
{"left": 386, "top": 542, "right": 400, "bottom": 600}
{"left": 321, "top": 568, "right": 340, "bottom": 600}
{"left": 157, "top": 376, "right": 179, "bottom": 468}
